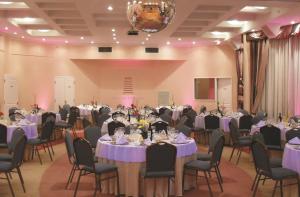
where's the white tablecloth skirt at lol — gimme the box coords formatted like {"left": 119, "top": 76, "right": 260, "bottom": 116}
{"left": 7, "top": 123, "right": 38, "bottom": 142}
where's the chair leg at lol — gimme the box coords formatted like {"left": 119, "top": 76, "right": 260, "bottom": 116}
{"left": 297, "top": 176, "right": 300, "bottom": 197}
{"left": 280, "top": 180, "right": 283, "bottom": 197}
{"left": 116, "top": 170, "right": 120, "bottom": 196}
{"left": 216, "top": 165, "right": 223, "bottom": 183}
{"left": 93, "top": 174, "right": 98, "bottom": 197}
{"left": 65, "top": 164, "right": 76, "bottom": 189}
{"left": 229, "top": 147, "right": 235, "bottom": 161}
{"left": 272, "top": 180, "right": 278, "bottom": 197}
{"left": 252, "top": 173, "right": 261, "bottom": 197}
{"left": 46, "top": 143, "right": 53, "bottom": 161}
{"left": 16, "top": 167, "right": 26, "bottom": 193}
{"left": 31, "top": 145, "right": 34, "bottom": 160}
{"left": 49, "top": 141, "right": 55, "bottom": 155}
{"left": 215, "top": 167, "right": 223, "bottom": 192}
{"left": 251, "top": 172, "right": 258, "bottom": 191}
{"left": 204, "top": 171, "right": 213, "bottom": 197}
{"left": 182, "top": 168, "right": 185, "bottom": 193}
{"left": 35, "top": 146, "right": 43, "bottom": 165}
{"left": 167, "top": 177, "right": 170, "bottom": 197}
{"left": 74, "top": 170, "right": 82, "bottom": 197}
{"left": 5, "top": 172, "right": 15, "bottom": 197}
{"left": 236, "top": 149, "right": 242, "bottom": 165}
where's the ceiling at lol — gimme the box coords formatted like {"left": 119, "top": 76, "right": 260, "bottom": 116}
{"left": 1, "top": 0, "right": 300, "bottom": 46}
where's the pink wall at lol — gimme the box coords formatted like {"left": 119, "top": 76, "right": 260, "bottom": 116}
{"left": 0, "top": 34, "right": 237, "bottom": 112}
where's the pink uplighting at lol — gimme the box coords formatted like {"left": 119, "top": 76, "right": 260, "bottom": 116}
{"left": 121, "top": 95, "right": 135, "bottom": 107}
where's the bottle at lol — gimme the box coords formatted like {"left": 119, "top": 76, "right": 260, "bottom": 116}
{"left": 278, "top": 113, "right": 282, "bottom": 122}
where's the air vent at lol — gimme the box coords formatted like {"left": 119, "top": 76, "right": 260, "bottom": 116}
{"left": 123, "top": 77, "right": 133, "bottom": 94}
{"left": 98, "top": 47, "right": 112, "bottom": 53}
{"left": 145, "top": 47, "right": 159, "bottom": 53}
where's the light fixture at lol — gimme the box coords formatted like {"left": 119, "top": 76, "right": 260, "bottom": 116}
{"left": 145, "top": 37, "right": 149, "bottom": 41}
{"left": 21, "top": 36, "right": 25, "bottom": 39}
{"left": 127, "top": 0, "right": 176, "bottom": 33}
{"left": 80, "top": 36, "right": 84, "bottom": 40}
{"left": 147, "top": 34, "right": 151, "bottom": 37}
{"left": 112, "top": 33, "right": 116, "bottom": 37}
{"left": 4, "top": 26, "right": 8, "bottom": 30}
{"left": 211, "top": 31, "right": 229, "bottom": 36}
{"left": 291, "top": 21, "right": 296, "bottom": 24}
{"left": 13, "top": 32, "right": 17, "bottom": 35}
{"left": 9, "top": 18, "right": 46, "bottom": 25}
{"left": 166, "top": 41, "right": 171, "bottom": 45}
{"left": 42, "top": 38, "right": 46, "bottom": 41}
{"left": 26, "top": 29, "right": 61, "bottom": 36}
{"left": 192, "top": 41, "right": 196, "bottom": 45}
{"left": 241, "top": 6, "right": 267, "bottom": 12}
{"left": 177, "top": 38, "right": 182, "bottom": 41}
{"left": 65, "top": 40, "right": 69, "bottom": 44}
{"left": 38, "top": 29, "right": 50, "bottom": 32}
{"left": 113, "top": 37, "right": 117, "bottom": 40}
{"left": 0, "top": 2, "right": 13, "bottom": 5}
{"left": 227, "top": 20, "right": 246, "bottom": 26}
{"left": 215, "top": 40, "right": 221, "bottom": 45}
{"left": 90, "top": 41, "right": 94, "bottom": 44}
{"left": 116, "top": 41, "right": 120, "bottom": 44}
{"left": 141, "top": 41, "right": 145, "bottom": 45}
{"left": 112, "top": 28, "right": 116, "bottom": 32}
{"left": 107, "top": 5, "right": 113, "bottom": 11}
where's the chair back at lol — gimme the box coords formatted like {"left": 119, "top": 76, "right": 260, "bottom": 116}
{"left": 91, "top": 110, "right": 99, "bottom": 125}
{"left": 286, "top": 128, "right": 300, "bottom": 142}
{"left": 97, "top": 113, "right": 111, "bottom": 128}
{"left": 8, "top": 107, "right": 18, "bottom": 116}
{"left": 59, "top": 107, "right": 68, "bottom": 121}
{"left": 229, "top": 119, "right": 240, "bottom": 144}
{"left": 251, "top": 140, "right": 272, "bottom": 175}
{"left": 41, "top": 120, "right": 55, "bottom": 140}
{"left": 11, "top": 134, "right": 27, "bottom": 168}
{"left": 84, "top": 126, "right": 101, "bottom": 148}
{"left": 8, "top": 128, "right": 25, "bottom": 153}
{"left": 99, "top": 106, "right": 110, "bottom": 115}
{"left": 112, "top": 111, "right": 126, "bottom": 119}
{"left": 107, "top": 121, "right": 125, "bottom": 136}
{"left": 146, "top": 142, "right": 177, "bottom": 173}
{"left": 42, "top": 112, "right": 56, "bottom": 125}
{"left": 208, "top": 129, "right": 224, "bottom": 152}
{"left": 64, "top": 130, "right": 75, "bottom": 163}
{"left": 210, "top": 135, "right": 225, "bottom": 166}
{"left": 158, "top": 107, "right": 168, "bottom": 116}
{"left": 82, "top": 118, "right": 92, "bottom": 129}
{"left": 73, "top": 138, "right": 95, "bottom": 169}
{"left": 186, "top": 109, "right": 197, "bottom": 121}
{"left": 152, "top": 121, "right": 169, "bottom": 133}
{"left": 159, "top": 112, "right": 172, "bottom": 124}
{"left": 176, "top": 124, "right": 191, "bottom": 137}
{"left": 204, "top": 115, "right": 220, "bottom": 130}
{"left": 0, "top": 124, "right": 7, "bottom": 144}
{"left": 68, "top": 106, "right": 79, "bottom": 126}
{"left": 239, "top": 115, "right": 253, "bottom": 130}
{"left": 260, "top": 125, "right": 281, "bottom": 149}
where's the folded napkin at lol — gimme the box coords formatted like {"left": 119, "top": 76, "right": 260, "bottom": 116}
{"left": 256, "top": 121, "right": 266, "bottom": 127}
{"left": 100, "top": 134, "right": 112, "bottom": 141}
{"left": 116, "top": 135, "right": 128, "bottom": 145}
{"left": 289, "top": 137, "right": 300, "bottom": 145}
{"left": 174, "top": 132, "right": 188, "bottom": 143}
{"left": 144, "top": 138, "right": 152, "bottom": 146}
{"left": 19, "top": 119, "right": 29, "bottom": 125}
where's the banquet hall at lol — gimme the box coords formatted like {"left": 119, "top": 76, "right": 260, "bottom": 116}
{"left": 1, "top": 0, "right": 300, "bottom": 196}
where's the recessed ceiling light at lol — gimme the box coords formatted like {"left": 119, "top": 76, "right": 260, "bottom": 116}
{"left": 147, "top": 34, "right": 151, "bottom": 37}
{"left": 211, "top": 31, "right": 229, "bottom": 36}
{"left": 38, "top": 29, "right": 50, "bottom": 32}
{"left": 215, "top": 40, "right": 221, "bottom": 45}
{"left": 107, "top": 5, "right": 113, "bottom": 11}
{"left": 80, "top": 36, "right": 84, "bottom": 40}
{"left": 65, "top": 40, "right": 69, "bottom": 44}
{"left": 112, "top": 33, "right": 116, "bottom": 37}
{"left": 116, "top": 41, "right": 120, "bottom": 44}
{"left": 90, "top": 41, "right": 94, "bottom": 44}
{"left": 9, "top": 18, "right": 46, "bottom": 25}
{"left": 227, "top": 20, "right": 246, "bottom": 26}
{"left": 13, "top": 32, "right": 17, "bottom": 35}
{"left": 166, "top": 41, "right": 171, "bottom": 45}
{"left": 113, "top": 37, "right": 117, "bottom": 40}
{"left": 291, "top": 21, "right": 296, "bottom": 24}
{"left": 0, "top": 2, "right": 13, "bottom": 5}
{"left": 192, "top": 41, "right": 196, "bottom": 45}
{"left": 4, "top": 26, "right": 8, "bottom": 30}
{"left": 145, "top": 37, "right": 149, "bottom": 41}
{"left": 241, "top": 6, "right": 267, "bottom": 12}
{"left": 21, "top": 36, "right": 24, "bottom": 39}
{"left": 112, "top": 28, "right": 116, "bottom": 32}
{"left": 177, "top": 38, "right": 182, "bottom": 41}
{"left": 42, "top": 38, "right": 46, "bottom": 41}
{"left": 141, "top": 41, "right": 145, "bottom": 45}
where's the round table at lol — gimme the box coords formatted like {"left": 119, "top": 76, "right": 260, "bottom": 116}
{"left": 194, "top": 115, "right": 239, "bottom": 132}
{"left": 283, "top": 143, "right": 300, "bottom": 174}
{"left": 7, "top": 123, "right": 38, "bottom": 143}
{"left": 25, "top": 113, "right": 62, "bottom": 125}
{"left": 95, "top": 139, "right": 197, "bottom": 197}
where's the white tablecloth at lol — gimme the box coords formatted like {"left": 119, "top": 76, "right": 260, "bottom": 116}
{"left": 78, "top": 105, "right": 101, "bottom": 116}
{"left": 7, "top": 123, "right": 38, "bottom": 142}
{"left": 101, "top": 118, "right": 132, "bottom": 134}
{"left": 194, "top": 115, "right": 237, "bottom": 132}
{"left": 283, "top": 143, "right": 300, "bottom": 174}
{"left": 25, "top": 113, "right": 61, "bottom": 125}
{"left": 250, "top": 122, "right": 289, "bottom": 141}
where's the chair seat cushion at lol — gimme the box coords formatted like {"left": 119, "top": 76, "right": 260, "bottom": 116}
{"left": 27, "top": 138, "right": 47, "bottom": 145}
{"left": 184, "top": 160, "right": 211, "bottom": 171}
{"left": 142, "top": 170, "right": 175, "bottom": 178}
{"left": 0, "top": 154, "right": 12, "bottom": 161}
{"left": 83, "top": 163, "right": 117, "bottom": 174}
{"left": 270, "top": 158, "right": 282, "bottom": 168}
{"left": 270, "top": 168, "right": 298, "bottom": 180}
{"left": 196, "top": 153, "right": 211, "bottom": 161}
{"left": 0, "top": 161, "right": 12, "bottom": 171}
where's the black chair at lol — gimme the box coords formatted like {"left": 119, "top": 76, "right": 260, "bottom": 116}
{"left": 152, "top": 121, "right": 169, "bottom": 133}
{"left": 8, "top": 107, "right": 19, "bottom": 121}
{"left": 0, "top": 128, "right": 25, "bottom": 161}
{"left": 160, "top": 112, "right": 172, "bottom": 125}
{"left": 176, "top": 124, "right": 192, "bottom": 137}
{"left": 183, "top": 135, "right": 225, "bottom": 197}
{"left": 28, "top": 120, "right": 55, "bottom": 164}
{"left": 251, "top": 140, "right": 300, "bottom": 197}
{"left": 84, "top": 126, "right": 101, "bottom": 148}
{"left": 41, "top": 112, "right": 56, "bottom": 125}
{"left": 73, "top": 138, "right": 120, "bottom": 197}
{"left": 204, "top": 114, "right": 220, "bottom": 144}
{"left": 82, "top": 118, "right": 92, "bottom": 129}
{"left": 99, "top": 106, "right": 110, "bottom": 115}
{"left": 107, "top": 121, "right": 125, "bottom": 136}
{"left": 0, "top": 134, "right": 27, "bottom": 196}
{"left": 285, "top": 128, "right": 300, "bottom": 142}
{"left": 0, "top": 124, "right": 8, "bottom": 148}
{"left": 111, "top": 111, "right": 126, "bottom": 119}
{"left": 142, "top": 142, "right": 177, "bottom": 196}
{"left": 239, "top": 115, "right": 253, "bottom": 135}
{"left": 97, "top": 113, "right": 111, "bottom": 129}
{"left": 158, "top": 107, "right": 168, "bottom": 115}
{"left": 229, "top": 119, "right": 252, "bottom": 164}
{"left": 64, "top": 130, "right": 79, "bottom": 189}
{"left": 59, "top": 106, "right": 68, "bottom": 121}
{"left": 260, "top": 125, "right": 282, "bottom": 151}
{"left": 63, "top": 104, "right": 71, "bottom": 114}
{"left": 91, "top": 110, "right": 99, "bottom": 125}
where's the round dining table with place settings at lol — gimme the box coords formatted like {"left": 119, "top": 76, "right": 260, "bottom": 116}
{"left": 6, "top": 123, "right": 38, "bottom": 143}
{"left": 95, "top": 138, "right": 197, "bottom": 197}
{"left": 282, "top": 143, "right": 300, "bottom": 174}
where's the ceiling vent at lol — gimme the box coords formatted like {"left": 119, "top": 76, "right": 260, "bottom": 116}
{"left": 145, "top": 47, "right": 159, "bottom": 53}
{"left": 98, "top": 47, "right": 112, "bottom": 53}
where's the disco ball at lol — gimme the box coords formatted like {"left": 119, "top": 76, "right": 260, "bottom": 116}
{"left": 127, "top": 0, "right": 176, "bottom": 33}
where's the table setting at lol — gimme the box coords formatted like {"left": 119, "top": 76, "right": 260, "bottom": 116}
{"left": 95, "top": 128, "right": 197, "bottom": 196}
{"left": 283, "top": 137, "right": 300, "bottom": 174}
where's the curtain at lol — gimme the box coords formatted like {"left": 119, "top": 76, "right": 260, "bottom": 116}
{"left": 261, "top": 37, "right": 300, "bottom": 118}
{"left": 235, "top": 49, "right": 244, "bottom": 108}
